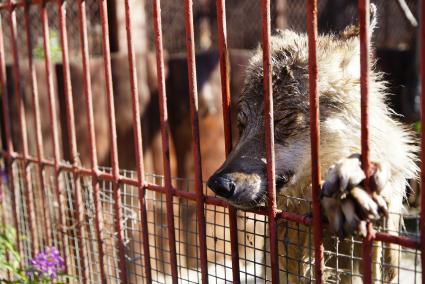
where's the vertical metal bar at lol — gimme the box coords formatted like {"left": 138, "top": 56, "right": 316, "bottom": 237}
{"left": 77, "top": 0, "right": 107, "bottom": 282}
{"left": 97, "top": 1, "right": 127, "bottom": 282}
{"left": 23, "top": 0, "right": 52, "bottom": 248}
{"left": 122, "top": 0, "right": 152, "bottom": 281}
{"left": 6, "top": 0, "right": 38, "bottom": 255}
{"left": 215, "top": 0, "right": 232, "bottom": 154}
{"left": 358, "top": 1, "right": 373, "bottom": 283}
{"left": 56, "top": 0, "right": 88, "bottom": 282}
{"left": 0, "top": 12, "right": 21, "bottom": 257}
{"left": 215, "top": 1, "right": 241, "bottom": 282}
{"left": 183, "top": 0, "right": 208, "bottom": 282}
{"left": 261, "top": 0, "right": 279, "bottom": 283}
{"left": 152, "top": 0, "right": 179, "bottom": 282}
{"left": 306, "top": 0, "right": 324, "bottom": 282}
{"left": 40, "top": 0, "right": 69, "bottom": 268}
{"left": 419, "top": 0, "right": 425, "bottom": 282}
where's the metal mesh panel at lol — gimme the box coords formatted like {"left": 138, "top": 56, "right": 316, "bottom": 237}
{"left": 0, "top": 161, "right": 421, "bottom": 283}
{"left": 143, "top": 0, "right": 418, "bottom": 54}
{"left": 0, "top": 0, "right": 101, "bottom": 62}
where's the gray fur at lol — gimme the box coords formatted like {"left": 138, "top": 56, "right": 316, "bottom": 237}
{"left": 208, "top": 6, "right": 418, "bottom": 282}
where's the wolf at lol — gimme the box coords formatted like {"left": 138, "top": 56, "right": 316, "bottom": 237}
{"left": 207, "top": 6, "right": 418, "bottom": 283}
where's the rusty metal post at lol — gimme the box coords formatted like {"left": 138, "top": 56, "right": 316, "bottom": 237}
{"left": 40, "top": 0, "right": 70, "bottom": 268}
{"left": 77, "top": 0, "right": 107, "bottom": 282}
{"left": 56, "top": 0, "right": 88, "bottom": 282}
{"left": 215, "top": 1, "right": 241, "bottom": 282}
{"left": 306, "top": 0, "right": 324, "bottom": 282}
{"left": 152, "top": 0, "right": 179, "bottom": 282}
{"left": 123, "top": 0, "right": 152, "bottom": 281}
{"left": 261, "top": 0, "right": 279, "bottom": 283}
{"left": 6, "top": 0, "right": 38, "bottom": 256}
{"left": 358, "top": 0, "right": 373, "bottom": 283}
{"left": 183, "top": 0, "right": 209, "bottom": 282}
{"left": 98, "top": 0, "right": 128, "bottom": 282}
{"left": 23, "top": 1, "right": 52, "bottom": 248}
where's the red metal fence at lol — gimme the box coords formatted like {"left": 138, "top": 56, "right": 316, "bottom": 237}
{"left": 0, "top": 0, "right": 423, "bottom": 283}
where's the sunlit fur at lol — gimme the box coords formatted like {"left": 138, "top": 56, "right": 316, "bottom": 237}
{"left": 209, "top": 8, "right": 418, "bottom": 283}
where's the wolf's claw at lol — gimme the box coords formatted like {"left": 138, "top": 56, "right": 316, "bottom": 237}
{"left": 320, "top": 154, "right": 389, "bottom": 239}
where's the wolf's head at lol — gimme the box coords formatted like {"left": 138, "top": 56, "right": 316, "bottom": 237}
{"left": 207, "top": 7, "right": 384, "bottom": 208}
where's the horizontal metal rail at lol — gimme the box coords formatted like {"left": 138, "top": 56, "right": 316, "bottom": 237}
{"left": 0, "top": 150, "right": 420, "bottom": 252}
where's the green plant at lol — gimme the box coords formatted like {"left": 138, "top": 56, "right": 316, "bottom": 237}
{"left": 33, "top": 31, "right": 62, "bottom": 62}
{"left": 0, "top": 222, "right": 74, "bottom": 283}
{"left": 0, "top": 223, "right": 27, "bottom": 283}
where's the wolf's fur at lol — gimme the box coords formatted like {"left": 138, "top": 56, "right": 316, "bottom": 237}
{"left": 208, "top": 8, "right": 418, "bottom": 283}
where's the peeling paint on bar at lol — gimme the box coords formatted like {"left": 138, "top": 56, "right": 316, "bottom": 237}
{"left": 152, "top": 0, "right": 179, "bottom": 282}
{"left": 7, "top": 0, "right": 38, "bottom": 257}
{"left": 215, "top": 1, "right": 241, "bottom": 282}
{"left": 358, "top": 0, "right": 373, "bottom": 283}
{"left": 98, "top": 0, "right": 127, "bottom": 282}
{"left": 77, "top": 0, "right": 107, "bottom": 281}
{"left": 123, "top": 0, "right": 152, "bottom": 281}
{"left": 261, "top": 0, "right": 279, "bottom": 283}
{"left": 306, "top": 0, "right": 324, "bottom": 282}
{"left": 56, "top": 0, "right": 88, "bottom": 282}
{"left": 183, "top": 0, "right": 209, "bottom": 282}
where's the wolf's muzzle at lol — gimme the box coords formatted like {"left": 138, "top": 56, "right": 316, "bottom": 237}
{"left": 207, "top": 175, "right": 236, "bottom": 198}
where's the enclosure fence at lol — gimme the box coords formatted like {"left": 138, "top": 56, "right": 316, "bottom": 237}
{"left": 0, "top": 0, "right": 423, "bottom": 283}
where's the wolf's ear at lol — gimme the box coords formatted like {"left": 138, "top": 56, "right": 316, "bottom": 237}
{"left": 339, "top": 4, "right": 377, "bottom": 40}
{"left": 369, "top": 3, "right": 378, "bottom": 35}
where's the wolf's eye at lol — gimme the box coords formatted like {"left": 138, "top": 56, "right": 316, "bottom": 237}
{"left": 237, "top": 111, "right": 247, "bottom": 136}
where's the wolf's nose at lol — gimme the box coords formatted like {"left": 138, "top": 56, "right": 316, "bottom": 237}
{"left": 207, "top": 175, "right": 235, "bottom": 198}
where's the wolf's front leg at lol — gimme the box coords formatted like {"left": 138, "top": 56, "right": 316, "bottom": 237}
{"left": 320, "top": 154, "right": 390, "bottom": 239}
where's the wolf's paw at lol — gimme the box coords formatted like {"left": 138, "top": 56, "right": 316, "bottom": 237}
{"left": 320, "top": 154, "right": 389, "bottom": 239}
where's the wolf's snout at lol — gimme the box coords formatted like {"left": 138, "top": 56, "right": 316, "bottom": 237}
{"left": 207, "top": 175, "right": 235, "bottom": 198}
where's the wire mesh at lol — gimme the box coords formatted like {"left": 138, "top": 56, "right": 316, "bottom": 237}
{"left": 0, "top": 0, "right": 418, "bottom": 57}
{"left": 0, "top": 0, "right": 101, "bottom": 63}
{"left": 142, "top": 0, "right": 418, "bottom": 54}
{"left": 0, "top": 161, "right": 421, "bottom": 283}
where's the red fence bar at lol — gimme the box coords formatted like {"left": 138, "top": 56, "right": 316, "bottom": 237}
{"left": 56, "top": 0, "right": 88, "bottom": 282}
{"left": 0, "top": 12, "right": 21, "bottom": 257}
{"left": 261, "top": 0, "right": 279, "bottom": 283}
{"left": 122, "top": 0, "right": 152, "bottom": 281}
{"left": 215, "top": 1, "right": 241, "bottom": 282}
{"left": 6, "top": 0, "right": 39, "bottom": 255}
{"left": 216, "top": 0, "right": 232, "bottom": 153}
{"left": 40, "top": 0, "right": 69, "bottom": 267}
{"left": 0, "top": 145, "right": 421, "bottom": 240}
{"left": 420, "top": 0, "right": 425, "bottom": 282}
{"left": 23, "top": 1, "right": 52, "bottom": 248}
{"left": 98, "top": 0, "right": 127, "bottom": 282}
{"left": 77, "top": 0, "right": 107, "bottom": 281}
{"left": 306, "top": 0, "right": 324, "bottom": 282}
{"left": 358, "top": 1, "right": 373, "bottom": 283}
{"left": 183, "top": 0, "right": 209, "bottom": 282}
{"left": 152, "top": 0, "right": 179, "bottom": 282}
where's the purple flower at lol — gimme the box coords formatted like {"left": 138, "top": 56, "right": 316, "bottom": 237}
{"left": 26, "top": 247, "right": 65, "bottom": 281}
